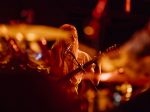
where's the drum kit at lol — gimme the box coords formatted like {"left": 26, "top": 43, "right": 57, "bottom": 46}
{"left": 0, "top": 24, "right": 70, "bottom": 70}
{"left": 0, "top": 24, "right": 70, "bottom": 41}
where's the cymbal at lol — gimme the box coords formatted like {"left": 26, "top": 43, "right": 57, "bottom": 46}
{"left": 0, "top": 24, "right": 70, "bottom": 41}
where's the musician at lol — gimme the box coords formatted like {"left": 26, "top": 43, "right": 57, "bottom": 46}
{"left": 49, "top": 24, "right": 101, "bottom": 94}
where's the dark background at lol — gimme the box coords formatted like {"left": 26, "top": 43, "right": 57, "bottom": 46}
{"left": 0, "top": 0, "right": 150, "bottom": 50}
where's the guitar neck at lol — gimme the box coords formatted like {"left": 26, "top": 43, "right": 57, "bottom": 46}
{"left": 61, "top": 58, "right": 97, "bottom": 81}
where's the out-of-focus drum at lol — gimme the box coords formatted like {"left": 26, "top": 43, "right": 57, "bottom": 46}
{"left": 0, "top": 24, "right": 70, "bottom": 41}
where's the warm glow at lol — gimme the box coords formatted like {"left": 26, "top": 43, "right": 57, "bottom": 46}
{"left": 118, "top": 67, "right": 124, "bottom": 74}
{"left": 121, "top": 83, "right": 132, "bottom": 101}
{"left": 0, "top": 25, "right": 8, "bottom": 34}
{"left": 0, "top": 43, "right": 2, "bottom": 51}
{"left": 41, "top": 38, "right": 47, "bottom": 45}
{"left": 26, "top": 33, "right": 37, "bottom": 41}
{"left": 99, "top": 73, "right": 112, "bottom": 81}
{"left": 0, "top": 24, "right": 70, "bottom": 41}
{"left": 101, "top": 51, "right": 128, "bottom": 72}
{"left": 30, "top": 42, "right": 41, "bottom": 52}
{"left": 0, "top": 25, "right": 9, "bottom": 38}
{"left": 84, "top": 26, "right": 95, "bottom": 36}
{"left": 10, "top": 40, "right": 19, "bottom": 52}
{"left": 101, "top": 57, "right": 115, "bottom": 72}
{"left": 16, "top": 33, "right": 24, "bottom": 41}
{"left": 125, "top": 0, "right": 131, "bottom": 13}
